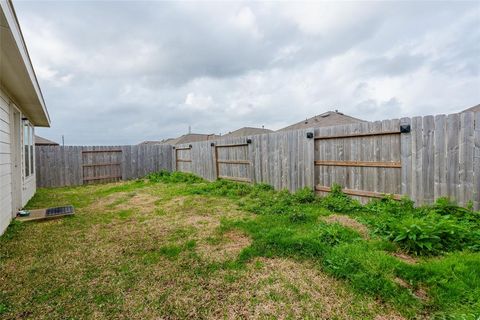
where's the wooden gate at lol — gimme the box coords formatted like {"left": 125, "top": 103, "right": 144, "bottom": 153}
{"left": 82, "top": 149, "right": 122, "bottom": 184}
{"left": 175, "top": 146, "right": 192, "bottom": 172}
{"left": 313, "top": 123, "right": 402, "bottom": 202}
{"left": 214, "top": 141, "right": 252, "bottom": 182}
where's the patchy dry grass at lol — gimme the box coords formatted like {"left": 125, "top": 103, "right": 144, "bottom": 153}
{"left": 0, "top": 179, "right": 407, "bottom": 319}
{"left": 1, "top": 175, "right": 479, "bottom": 319}
{"left": 322, "top": 214, "right": 370, "bottom": 238}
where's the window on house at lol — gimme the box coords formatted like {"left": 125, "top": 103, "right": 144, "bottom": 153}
{"left": 30, "top": 126, "right": 34, "bottom": 175}
{"left": 23, "top": 122, "right": 34, "bottom": 177}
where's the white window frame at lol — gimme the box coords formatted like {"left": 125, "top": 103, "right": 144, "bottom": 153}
{"left": 23, "top": 120, "right": 34, "bottom": 178}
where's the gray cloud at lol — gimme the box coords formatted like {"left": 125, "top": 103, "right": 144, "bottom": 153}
{"left": 14, "top": 1, "right": 480, "bottom": 145}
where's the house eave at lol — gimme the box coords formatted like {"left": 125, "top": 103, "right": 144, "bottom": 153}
{"left": 0, "top": 0, "right": 50, "bottom": 127}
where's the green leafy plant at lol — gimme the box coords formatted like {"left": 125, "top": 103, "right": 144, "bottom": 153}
{"left": 383, "top": 214, "right": 479, "bottom": 255}
{"left": 292, "top": 187, "right": 317, "bottom": 203}
{"left": 147, "top": 170, "right": 205, "bottom": 184}
{"left": 289, "top": 210, "right": 308, "bottom": 223}
{"left": 365, "top": 196, "right": 415, "bottom": 216}
{"left": 319, "top": 184, "right": 362, "bottom": 213}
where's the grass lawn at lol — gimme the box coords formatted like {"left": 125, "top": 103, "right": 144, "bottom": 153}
{"left": 0, "top": 172, "right": 479, "bottom": 319}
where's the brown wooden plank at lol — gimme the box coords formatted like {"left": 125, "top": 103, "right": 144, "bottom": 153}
{"left": 81, "top": 163, "right": 121, "bottom": 167}
{"left": 176, "top": 159, "right": 192, "bottom": 163}
{"left": 218, "top": 175, "right": 252, "bottom": 183}
{"left": 217, "top": 159, "right": 251, "bottom": 164}
{"left": 83, "top": 175, "right": 122, "bottom": 181}
{"left": 315, "top": 185, "right": 402, "bottom": 200}
{"left": 314, "top": 160, "right": 401, "bottom": 168}
{"left": 81, "top": 149, "right": 122, "bottom": 153}
{"left": 214, "top": 145, "right": 219, "bottom": 179}
{"left": 175, "top": 147, "right": 191, "bottom": 151}
{"left": 314, "top": 131, "right": 400, "bottom": 140}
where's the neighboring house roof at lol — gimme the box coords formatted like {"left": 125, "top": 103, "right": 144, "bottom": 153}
{"left": 277, "top": 110, "right": 365, "bottom": 132}
{"left": 0, "top": 0, "right": 50, "bottom": 127}
{"left": 171, "top": 133, "right": 219, "bottom": 145}
{"left": 222, "top": 127, "right": 273, "bottom": 138}
{"left": 137, "top": 140, "right": 163, "bottom": 145}
{"left": 35, "top": 135, "right": 59, "bottom": 146}
{"left": 460, "top": 104, "right": 480, "bottom": 113}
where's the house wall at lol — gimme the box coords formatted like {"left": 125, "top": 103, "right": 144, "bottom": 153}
{"left": 0, "top": 89, "right": 13, "bottom": 235}
{"left": 0, "top": 87, "right": 37, "bottom": 235}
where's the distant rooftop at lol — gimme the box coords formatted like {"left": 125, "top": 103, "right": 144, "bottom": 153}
{"left": 137, "top": 140, "right": 164, "bottom": 145}
{"left": 35, "top": 135, "right": 59, "bottom": 146}
{"left": 277, "top": 110, "right": 365, "bottom": 132}
{"left": 222, "top": 127, "right": 273, "bottom": 138}
{"left": 169, "top": 133, "right": 219, "bottom": 145}
{"left": 460, "top": 104, "right": 480, "bottom": 113}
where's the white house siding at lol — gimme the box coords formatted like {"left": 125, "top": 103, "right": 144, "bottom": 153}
{"left": 0, "top": 88, "right": 38, "bottom": 235}
{"left": 0, "top": 90, "right": 12, "bottom": 235}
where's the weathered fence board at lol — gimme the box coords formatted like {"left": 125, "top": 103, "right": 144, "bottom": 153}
{"left": 36, "top": 144, "right": 172, "bottom": 187}
{"left": 400, "top": 111, "right": 479, "bottom": 209}
{"left": 474, "top": 112, "right": 480, "bottom": 210}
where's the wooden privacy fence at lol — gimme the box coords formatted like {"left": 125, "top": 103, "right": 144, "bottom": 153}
{"left": 36, "top": 144, "right": 172, "bottom": 188}
{"left": 35, "top": 111, "right": 479, "bottom": 209}
{"left": 82, "top": 149, "right": 123, "bottom": 184}
{"left": 214, "top": 140, "right": 253, "bottom": 182}
{"left": 174, "top": 111, "right": 479, "bottom": 209}
{"left": 174, "top": 145, "right": 192, "bottom": 172}
{"left": 313, "top": 120, "right": 402, "bottom": 201}
{"left": 173, "top": 128, "right": 314, "bottom": 191}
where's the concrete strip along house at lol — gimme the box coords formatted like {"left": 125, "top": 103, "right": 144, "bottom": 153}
{"left": 0, "top": 0, "right": 50, "bottom": 234}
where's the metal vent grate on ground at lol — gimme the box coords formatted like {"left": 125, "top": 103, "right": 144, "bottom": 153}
{"left": 46, "top": 206, "right": 75, "bottom": 217}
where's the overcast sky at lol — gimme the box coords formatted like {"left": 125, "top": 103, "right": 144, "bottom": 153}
{"left": 15, "top": 1, "right": 480, "bottom": 145}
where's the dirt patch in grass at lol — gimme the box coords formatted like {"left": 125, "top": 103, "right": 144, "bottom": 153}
{"left": 322, "top": 214, "right": 369, "bottom": 238}
{"left": 160, "top": 196, "right": 248, "bottom": 237}
{"left": 374, "top": 315, "right": 406, "bottom": 320}
{"left": 114, "top": 193, "right": 158, "bottom": 214}
{"left": 198, "top": 230, "right": 251, "bottom": 262}
{"left": 391, "top": 252, "right": 418, "bottom": 265}
{"left": 162, "top": 196, "right": 186, "bottom": 210}
{"left": 90, "top": 191, "right": 129, "bottom": 209}
{"left": 393, "top": 277, "right": 429, "bottom": 302}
